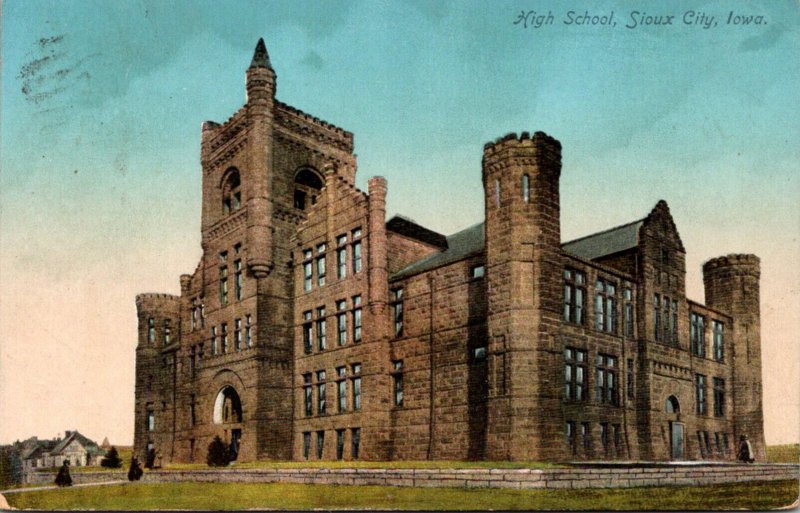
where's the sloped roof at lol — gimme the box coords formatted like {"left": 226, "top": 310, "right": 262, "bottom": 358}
{"left": 391, "top": 222, "right": 484, "bottom": 280}
{"left": 387, "top": 215, "right": 448, "bottom": 249}
{"left": 561, "top": 219, "right": 644, "bottom": 260}
{"left": 50, "top": 431, "right": 103, "bottom": 456}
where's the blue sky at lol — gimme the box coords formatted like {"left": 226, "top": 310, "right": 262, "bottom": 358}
{"left": 1, "top": 1, "right": 798, "bottom": 445}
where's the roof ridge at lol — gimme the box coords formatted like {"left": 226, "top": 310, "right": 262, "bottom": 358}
{"left": 561, "top": 217, "right": 645, "bottom": 247}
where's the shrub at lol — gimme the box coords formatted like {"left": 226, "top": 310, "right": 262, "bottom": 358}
{"left": 206, "top": 436, "right": 230, "bottom": 467}
{"left": 100, "top": 446, "right": 123, "bottom": 468}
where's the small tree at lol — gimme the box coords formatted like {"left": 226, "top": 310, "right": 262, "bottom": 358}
{"left": 206, "top": 436, "right": 230, "bottom": 467}
{"left": 101, "top": 446, "right": 122, "bottom": 468}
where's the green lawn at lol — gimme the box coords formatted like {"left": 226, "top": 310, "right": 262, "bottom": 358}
{"left": 164, "top": 459, "right": 561, "bottom": 470}
{"left": 5, "top": 479, "right": 799, "bottom": 510}
{"left": 768, "top": 444, "right": 800, "bottom": 464}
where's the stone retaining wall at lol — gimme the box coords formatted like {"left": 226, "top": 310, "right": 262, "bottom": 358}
{"left": 25, "top": 464, "right": 799, "bottom": 490}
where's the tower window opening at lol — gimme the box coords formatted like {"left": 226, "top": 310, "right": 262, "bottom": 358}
{"left": 222, "top": 169, "right": 242, "bottom": 215}
{"left": 294, "top": 168, "right": 323, "bottom": 210}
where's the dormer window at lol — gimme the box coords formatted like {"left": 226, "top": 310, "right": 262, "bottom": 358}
{"left": 294, "top": 168, "right": 323, "bottom": 210}
{"left": 222, "top": 168, "right": 242, "bottom": 215}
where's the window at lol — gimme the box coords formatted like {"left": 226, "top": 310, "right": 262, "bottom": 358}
{"left": 473, "top": 346, "right": 488, "bottom": 362}
{"left": 712, "top": 321, "right": 724, "bottom": 361}
{"left": 623, "top": 288, "right": 633, "bottom": 337}
{"left": 494, "top": 178, "right": 501, "bottom": 207}
{"left": 662, "top": 295, "right": 671, "bottom": 343}
{"left": 581, "top": 422, "right": 590, "bottom": 453}
{"left": 695, "top": 374, "right": 707, "bottom": 415}
{"left": 351, "top": 428, "right": 361, "bottom": 459}
{"left": 352, "top": 364, "right": 362, "bottom": 411}
{"left": 723, "top": 433, "right": 730, "bottom": 453}
{"left": 146, "top": 408, "right": 155, "bottom": 431}
{"left": 337, "top": 235, "right": 347, "bottom": 279}
{"left": 294, "top": 168, "right": 323, "bottom": 210}
{"left": 316, "top": 370, "right": 327, "bottom": 414}
{"left": 563, "top": 269, "right": 586, "bottom": 324}
{"left": 234, "top": 318, "right": 242, "bottom": 350}
{"left": 189, "top": 394, "right": 197, "bottom": 426}
{"left": 671, "top": 300, "right": 678, "bottom": 345}
{"left": 564, "top": 347, "right": 587, "bottom": 401}
{"left": 191, "top": 303, "right": 198, "bottom": 331}
{"left": 316, "top": 307, "right": 326, "bottom": 350}
{"left": 190, "top": 346, "right": 197, "bottom": 377}
{"left": 471, "top": 265, "right": 485, "bottom": 279}
{"left": 595, "top": 354, "right": 618, "bottom": 405}
{"left": 211, "top": 326, "right": 218, "bottom": 355}
{"left": 522, "top": 174, "right": 530, "bottom": 203}
{"left": 665, "top": 395, "right": 680, "bottom": 413}
{"left": 303, "top": 250, "right": 313, "bottom": 292}
{"left": 613, "top": 424, "right": 622, "bottom": 456}
{"left": 234, "top": 260, "right": 243, "bottom": 300}
{"left": 626, "top": 358, "right": 634, "bottom": 401}
{"left": 316, "top": 431, "right": 325, "bottom": 459}
{"left": 336, "top": 367, "right": 347, "bottom": 412}
{"left": 713, "top": 377, "right": 725, "bottom": 417}
{"left": 200, "top": 303, "right": 206, "bottom": 327}
{"left": 654, "top": 294, "right": 661, "bottom": 341}
{"left": 391, "top": 288, "right": 404, "bottom": 337}
{"left": 219, "top": 264, "right": 229, "bottom": 306}
{"left": 303, "top": 311, "right": 313, "bottom": 354}
{"left": 222, "top": 169, "right": 241, "bottom": 214}
{"left": 221, "top": 323, "right": 228, "bottom": 353}
{"left": 352, "top": 296, "right": 362, "bottom": 343}
{"left": 148, "top": 317, "right": 155, "bottom": 343}
{"left": 565, "top": 421, "right": 576, "bottom": 454}
{"left": 392, "top": 360, "right": 404, "bottom": 407}
{"left": 245, "top": 315, "right": 252, "bottom": 348}
{"left": 336, "top": 429, "right": 345, "bottom": 460}
{"left": 352, "top": 228, "right": 363, "bottom": 274}
{"left": 595, "top": 279, "right": 617, "bottom": 333}
{"left": 303, "top": 374, "right": 313, "bottom": 417}
{"left": 600, "top": 422, "right": 609, "bottom": 455}
{"left": 691, "top": 313, "right": 706, "bottom": 357}
{"left": 714, "top": 432, "right": 722, "bottom": 455}
{"left": 163, "top": 320, "right": 171, "bottom": 345}
{"left": 316, "top": 243, "right": 326, "bottom": 287}
{"left": 303, "top": 432, "right": 311, "bottom": 460}
{"left": 336, "top": 300, "right": 347, "bottom": 346}
{"left": 697, "top": 431, "right": 711, "bottom": 457}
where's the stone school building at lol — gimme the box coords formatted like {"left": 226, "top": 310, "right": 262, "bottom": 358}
{"left": 134, "top": 40, "right": 765, "bottom": 464}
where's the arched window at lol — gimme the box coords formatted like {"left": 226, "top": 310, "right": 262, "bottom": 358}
{"left": 294, "top": 168, "right": 323, "bottom": 210}
{"left": 213, "top": 386, "right": 243, "bottom": 424}
{"left": 222, "top": 169, "right": 242, "bottom": 214}
{"left": 665, "top": 395, "right": 680, "bottom": 413}
{"left": 522, "top": 174, "right": 530, "bottom": 203}
{"left": 494, "top": 178, "right": 501, "bottom": 207}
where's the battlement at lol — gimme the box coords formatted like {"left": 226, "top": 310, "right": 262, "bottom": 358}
{"left": 703, "top": 254, "right": 760, "bottom": 276}
{"left": 135, "top": 293, "right": 181, "bottom": 314}
{"left": 482, "top": 131, "right": 562, "bottom": 156}
{"left": 275, "top": 101, "right": 353, "bottom": 153}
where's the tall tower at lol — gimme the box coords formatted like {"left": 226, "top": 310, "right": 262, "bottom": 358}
{"left": 703, "top": 254, "right": 765, "bottom": 460}
{"left": 482, "top": 132, "right": 563, "bottom": 460}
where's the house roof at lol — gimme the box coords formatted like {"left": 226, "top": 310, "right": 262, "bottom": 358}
{"left": 561, "top": 219, "right": 644, "bottom": 260}
{"left": 391, "top": 222, "right": 484, "bottom": 280}
{"left": 386, "top": 215, "right": 448, "bottom": 249}
{"left": 50, "top": 431, "right": 103, "bottom": 456}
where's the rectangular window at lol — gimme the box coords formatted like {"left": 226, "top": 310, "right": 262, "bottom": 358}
{"left": 352, "top": 364, "right": 362, "bottom": 411}
{"left": 219, "top": 265, "right": 228, "bottom": 306}
{"left": 317, "top": 370, "right": 327, "bottom": 415}
{"left": 190, "top": 394, "right": 196, "bottom": 426}
{"left": 654, "top": 294, "right": 661, "bottom": 341}
{"left": 715, "top": 432, "right": 722, "bottom": 455}
{"left": 336, "top": 429, "right": 345, "bottom": 460}
{"left": 336, "top": 300, "right": 347, "bottom": 346}
{"left": 626, "top": 358, "right": 634, "bottom": 401}
{"left": 713, "top": 321, "right": 724, "bottom": 361}
{"left": 595, "top": 279, "right": 617, "bottom": 333}
{"left": 595, "top": 354, "right": 618, "bottom": 405}
{"left": 352, "top": 295, "right": 362, "bottom": 343}
{"left": 352, "top": 228, "right": 363, "bottom": 274}
{"left": 316, "top": 431, "right": 324, "bottom": 459}
{"left": 723, "top": 433, "right": 730, "bottom": 453}
{"left": 200, "top": 304, "right": 206, "bottom": 328}
{"left": 303, "top": 249, "right": 313, "bottom": 292}
{"left": 211, "top": 326, "right": 218, "bottom": 355}
{"left": 190, "top": 346, "right": 197, "bottom": 377}
{"left": 691, "top": 313, "right": 706, "bottom": 357}
{"left": 663, "top": 295, "right": 671, "bottom": 343}
{"left": 245, "top": 315, "right": 252, "bottom": 348}
{"left": 613, "top": 424, "right": 622, "bottom": 456}
{"left": 391, "top": 288, "right": 404, "bottom": 337}
{"left": 600, "top": 422, "right": 609, "bottom": 455}
{"left": 337, "top": 235, "right": 347, "bottom": 279}
{"left": 221, "top": 323, "right": 228, "bottom": 353}
{"left": 316, "top": 307, "right": 326, "bottom": 350}
{"left": 564, "top": 347, "right": 588, "bottom": 401}
{"left": 563, "top": 269, "right": 586, "bottom": 324}
{"left": 234, "top": 318, "right": 242, "bottom": 350}
{"left": 303, "top": 374, "right": 313, "bottom": 417}
{"left": 473, "top": 346, "right": 487, "bottom": 362}
{"left": 191, "top": 305, "right": 198, "bottom": 331}
{"left": 303, "top": 311, "right": 313, "bottom": 354}
{"left": 316, "top": 243, "right": 326, "bottom": 287}
{"left": 713, "top": 377, "right": 725, "bottom": 417}
{"left": 234, "top": 259, "right": 243, "bottom": 300}
{"left": 671, "top": 300, "right": 678, "bottom": 345}
{"left": 392, "top": 360, "right": 404, "bottom": 407}
{"left": 302, "top": 432, "right": 311, "bottom": 460}
{"left": 624, "top": 288, "right": 633, "bottom": 337}
{"left": 697, "top": 431, "right": 706, "bottom": 458}
{"left": 695, "top": 374, "right": 707, "bottom": 415}
{"left": 351, "top": 428, "right": 361, "bottom": 459}
{"left": 146, "top": 407, "right": 155, "bottom": 431}
{"left": 581, "top": 422, "right": 590, "bottom": 453}
{"left": 163, "top": 320, "right": 171, "bottom": 345}
{"left": 565, "top": 421, "right": 576, "bottom": 454}
{"left": 471, "top": 265, "right": 485, "bottom": 279}
{"left": 337, "top": 366, "right": 347, "bottom": 412}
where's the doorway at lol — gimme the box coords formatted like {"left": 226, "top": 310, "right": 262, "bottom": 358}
{"left": 230, "top": 429, "right": 242, "bottom": 461}
{"left": 670, "top": 422, "right": 685, "bottom": 460}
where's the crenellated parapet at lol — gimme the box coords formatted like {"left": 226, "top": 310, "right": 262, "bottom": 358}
{"left": 703, "top": 254, "right": 760, "bottom": 277}
{"left": 482, "top": 131, "right": 562, "bottom": 176}
{"left": 135, "top": 293, "right": 181, "bottom": 349}
{"left": 275, "top": 102, "right": 354, "bottom": 153}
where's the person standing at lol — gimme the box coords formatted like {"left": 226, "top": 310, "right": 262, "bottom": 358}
{"left": 737, "top": 434, "right": 755, "bottom": 463}
{"left": 54, "top": 460, "right": 73, "bottom": 487}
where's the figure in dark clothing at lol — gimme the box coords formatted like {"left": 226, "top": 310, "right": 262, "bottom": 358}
{"left": 54, "top": 460, "right": 73, "bottom": 487}
{"left": 144, "top": 448, "right": 156, "bottom": 469}
{"left": 127, "top": 457, "right": 143, "bottom": 481}
{"left": 737, "top": 434, "right": 755, "bottom": 463}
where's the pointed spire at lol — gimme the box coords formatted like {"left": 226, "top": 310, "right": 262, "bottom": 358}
{"left": 249, "top": 38, "right": 272, "bottom": 69}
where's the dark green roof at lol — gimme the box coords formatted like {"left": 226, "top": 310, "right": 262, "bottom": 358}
{"left": 561, "top": 219, "right": 644, "bottom": 260}
{"left": 390, "top": 222, "right": 484, "bottom": 280}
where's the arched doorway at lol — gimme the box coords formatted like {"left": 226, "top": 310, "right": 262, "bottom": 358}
{"left": 665, "top": 395, "right": 684, "bottom": 460}
{"left": 213, "top": 386, "right": 243, "bottom": 461}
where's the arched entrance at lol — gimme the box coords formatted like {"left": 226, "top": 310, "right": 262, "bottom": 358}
{"left": 665, "top": 395, "right": 684, "bottom": 460}
{"left": 213, "top": 386, "right": 243, "bottom": 461}
{"left": 293, "top": 168, "right": 323, "bottom": 210}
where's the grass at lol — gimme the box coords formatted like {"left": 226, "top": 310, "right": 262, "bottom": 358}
{"left": 164, "top": 459, "right": 562, "bottom": 470}
{"left": 4, "top": 479, "right": 798, "bottom": 510}
{"left": 768, "top": 444, "right": 800, "bottom": 463}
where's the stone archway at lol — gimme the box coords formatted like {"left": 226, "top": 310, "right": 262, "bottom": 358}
{"left": 213, "top": 385, "right": 242, "bottom": 424}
